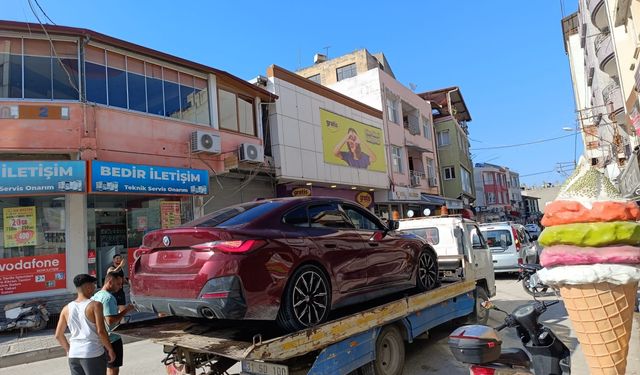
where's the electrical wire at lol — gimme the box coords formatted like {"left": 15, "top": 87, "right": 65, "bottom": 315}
{"left": 520, "top": 170, "right": 560, "bottom": 177}
{"left": 471, "top": 133, "right": 578, "bottom": 151}
{"left": 33, "top": 0, "right": 55, "bottom": 25}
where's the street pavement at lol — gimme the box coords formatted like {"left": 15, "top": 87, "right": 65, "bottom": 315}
{"left": 2, "top": 276, "right": 639, "bottom": 374}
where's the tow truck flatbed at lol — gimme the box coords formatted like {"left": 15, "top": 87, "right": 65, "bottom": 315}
{"left": 117, "top": 280, "right": 476, "bottom": 374}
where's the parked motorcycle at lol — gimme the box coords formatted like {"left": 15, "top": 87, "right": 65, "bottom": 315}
{"left": 448, "top": 299, "right": 571, "bottom": 374}
{"left": 518, "top": 263, "right": 549, "bottom": 297}
{"left": 0, "top": 300, "right": 49, "bottom": 336}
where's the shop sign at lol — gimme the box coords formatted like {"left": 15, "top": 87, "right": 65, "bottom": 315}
{"left": 160, "top": 201, "right": 182, "bottom": 229}
{"left": 355, "top": 191, "right": 373, "bottom": 208}
{"left": 291, "top": 187, "right": 311, "bottom": 197}
{"left": 90, "top": 161, "right": 209, "bottom": 195}
{"left": 0, "top": 254, "right": 66, "bottom": 295}
{"left": 0, "top": 161, "right": 86, "bottom": 195}
{"left": 3, "top": 206, "right": 37, "bottom": 247}
{"left": 390, "top": 186, "right": 421, "bottom": 201}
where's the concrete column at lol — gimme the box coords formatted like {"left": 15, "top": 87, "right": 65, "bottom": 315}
{"left": 65, "top": 194, "right": 87, "bottom": 292}
{"left": 208, "top": 74, "right": 219, "bottom": 129}
{"left": 255, "top": 96, "right": 263, "bottom": 140}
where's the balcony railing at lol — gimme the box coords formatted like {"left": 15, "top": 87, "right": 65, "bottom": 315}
{"left": 595, "top": 33, "right": 616, "bottom": 76}
{"left": 404, "top": 114, "right": 421, "bottom": 136}
{"left": 587, "top": 0, "right": 606, "bottom": 31}
{"left": 602, "top": 82, "right": 624, "bottom": 116}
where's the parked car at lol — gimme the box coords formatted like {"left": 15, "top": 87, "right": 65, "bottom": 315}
{"left": 130, "top": 197, "right": 439, "bottom": 332}
{"left": 480, "top": 222, "right": 537, "bottom": 273}
{"left": 524, "top": 223, "right": 541, "bottom": 239}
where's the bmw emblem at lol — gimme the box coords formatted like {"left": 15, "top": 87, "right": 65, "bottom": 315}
{"left": 162, "top": 236, "right": 171, "bottom": 247}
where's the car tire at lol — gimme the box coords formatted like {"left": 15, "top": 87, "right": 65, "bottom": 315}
{"left": 416, "top": 250, "right": 438, "bottom": 292}
{"left": 276, "top": 264, "right": 331, "bottom": 332}
{"left": 466, "top": 286, "right": 490, "bottom": 325}
{"left": 373, "top": 325, "right": 405, "bottom": 375}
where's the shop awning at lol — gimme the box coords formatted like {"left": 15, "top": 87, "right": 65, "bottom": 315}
{"left": 421, "top": 193, "right": 446, "bottom": 206}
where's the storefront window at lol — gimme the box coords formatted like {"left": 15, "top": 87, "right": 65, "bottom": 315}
{"left": 87, "top": 196, "right": 193, "bottom": 282}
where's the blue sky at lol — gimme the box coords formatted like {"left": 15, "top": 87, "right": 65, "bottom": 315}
{"left": 6, "top": 0, "right": 579, "bottom": 186}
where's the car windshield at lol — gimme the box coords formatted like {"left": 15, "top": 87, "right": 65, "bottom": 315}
{"left": 404, "top": 228, "right": 439, "bottom": 245}
{"left": 482, "top": 229, "right": 513, "bottom": 248}
{"left": 185, "top": 201, "right": 286, "bottom": 228}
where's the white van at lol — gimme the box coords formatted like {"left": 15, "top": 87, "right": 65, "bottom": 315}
{"left": 398, "top": 216, "right": 497, "bottom": 301}
{"left": 480, "top": 222, "right": 538, "bottom": 272}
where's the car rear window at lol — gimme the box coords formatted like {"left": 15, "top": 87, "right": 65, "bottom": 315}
{"left": 482, "top": 230, "right": 513, "bottom": 248}
{"left": 186, "top": 201, "right": 286, "bottom": 228}
{"left": 405, "top": 227, "right": 439, "bottom": 245}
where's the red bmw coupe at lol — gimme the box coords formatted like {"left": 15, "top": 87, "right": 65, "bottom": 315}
{"left": 130, "top": 197, "right": 438, "bottom": 331}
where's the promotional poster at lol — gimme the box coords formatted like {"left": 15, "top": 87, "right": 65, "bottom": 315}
{"left": 320, "top": 109, "right": 387, "bottom": 173}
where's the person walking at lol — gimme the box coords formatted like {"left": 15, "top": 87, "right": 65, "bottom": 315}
{"left": 92, "top": 272, "right": 135, "bottom": 375}
{"left": 105, "top": 254, "right": 128, "bottom": 312}
{"left": 55, "top": 274, "right": 116, "bottom": 375}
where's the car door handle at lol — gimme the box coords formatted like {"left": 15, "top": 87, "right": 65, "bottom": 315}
{"left": 324, "top": 243, "right": 337, "bottom": 248}
{"left": 368, "top": 242, "right": 379, "bottom": 247}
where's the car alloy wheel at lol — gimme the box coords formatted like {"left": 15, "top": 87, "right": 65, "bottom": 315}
{"left": 292, "top": 270, "right": 329, "bottom": 327}
{"left": 418, "top": 251, "right": 438, "bottom": 291}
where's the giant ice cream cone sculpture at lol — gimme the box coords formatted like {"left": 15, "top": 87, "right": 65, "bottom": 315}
{"left": 538, "top": 158, "right": 640, "bottom": 374}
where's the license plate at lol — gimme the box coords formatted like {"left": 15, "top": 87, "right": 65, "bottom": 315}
{"left": 241, "top": 360, "right": 289, "bottom": 375}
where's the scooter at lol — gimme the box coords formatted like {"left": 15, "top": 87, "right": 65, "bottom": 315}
{"left": 449, "top": 300, "right": 571, "bottom": 375}
{"left": 0, "top": 300, "right": 49, "bottom": 337}
{"left": 518, "top": 263, "right": 549, "bottom": 297}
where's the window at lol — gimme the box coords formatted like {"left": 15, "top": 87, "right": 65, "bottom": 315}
{"left": 386, "top": 97, "right": 398, "bottom": 123}
{"left": 336, "top": 63, "right": 357, "bottom": 81}
{"left": 127, "top": 57, "right": 146, "bottom": 112}
{"left": 308, "top": 74, "right": 321, "bottom": 84}
{"left": 498, "top": 193, "right": 503, "bottom": 204}
{"left": 461, "top": 167, "right": 472, "bottom": 193}
{"left": 482, "top": 229, "right": 512, "bottom": 248}
{"left": 219, "top": 89, "right": 239, "bottom": 132}
{"left": 189, "top": 201, "right": 286, "bottom": 228}
{"left": 238, "top": 96, "right": 255, "bottom": 135}
{"left": 106, "top": 51, "right": 127, "bottom": 109}
{"left": 483, "top": 173, "right": 494, "bottom": 185}
{"left": 146, "top": 63, "right": 164, "bottom": 116}
{"left": 437, "top": 130, "right": 450, "bottom": 146}
{"left": 426, "top": 158, "right": 435, "bottom": 180}
{"left": 308, "top": 204, "right": 353, "bottom": 229}
{"left": 406, "top": 227, "right": 439, "bottom": 245}
{"left": 486, "top": 192, "right": 496, "bottom": 204}
{"left": 392, "top": 146, "right": 403, "bottom": 173}
{"left": 470, "top": 227, "right": 487, "bottom": 249}
{"left": 283, "top": 205, "right": 309, "bottom": 227}
{"left": 443, "top": 166, "right": 456, "bottom": 180}
{"left": 0, "top": 37, "right": 23, "bottom": 98}
{"left": 457, "top": 130, "right": 463, "bottom": 148}
{"left": 342, "top": 205, "right": 383, "bottom": 231}
{"left": 422, "top": 116, "right": 432, "bottom": 140}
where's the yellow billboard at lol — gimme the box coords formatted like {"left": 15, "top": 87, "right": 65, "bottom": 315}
{"left": 3, "top": 206, "right": 37, "bottom": 247}
{"left": 320, "top": 109, "right": 387, "bottom": 172}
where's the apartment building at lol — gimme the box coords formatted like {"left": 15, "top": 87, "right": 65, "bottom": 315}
{"left": 474, "top": 163, "right": 523, "bottom": 222}
{"left": 561, "top": 0, "right": 640, "bottom": 197}
{"left": 297, "top": 50, "right": 444, "bottom": 219}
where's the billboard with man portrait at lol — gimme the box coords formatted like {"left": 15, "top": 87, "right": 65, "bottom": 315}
{"left": 320, "top": 109, "right": 387, "bottom": 173}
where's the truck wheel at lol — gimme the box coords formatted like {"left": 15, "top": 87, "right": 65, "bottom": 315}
{"left": 277, "top": 264, "right": 331, "bottom": 332}
{"left": 373, "top": 325, "right": 405, "bottom": 375}
{"left": 416, "top": 250, "right": 438, "bottom": 292}
{"left": 469, "top": 286, "right": 490, "bottom": 325}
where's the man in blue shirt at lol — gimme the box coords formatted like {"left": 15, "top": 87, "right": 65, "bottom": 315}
{"left": 92, "top": 272, "right": 135, "bottom": 375}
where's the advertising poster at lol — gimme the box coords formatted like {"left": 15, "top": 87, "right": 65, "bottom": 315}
{"left": 161, "top": 201, "right": 182, "bottom": 229}
{"left": 0, "top": 254, "right": 66, "bottom": 295}
{"left": 0, "top": 161, "right": 86, "bottom": 195}
{"left": 320, "top": 109, "right": 387, "bottom": 173}
{"left": 3, "top": 206, "right": 37, "bottom": 247}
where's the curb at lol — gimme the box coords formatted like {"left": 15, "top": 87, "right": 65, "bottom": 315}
{"left": 0, "top": 336, "right": 143, "bottom": 369}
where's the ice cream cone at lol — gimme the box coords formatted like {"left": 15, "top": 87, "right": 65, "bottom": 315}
{"left": 559, "top": 282, "right": 637, "bottom": 374}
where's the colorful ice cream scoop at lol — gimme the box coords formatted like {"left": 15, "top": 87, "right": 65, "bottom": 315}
{"left": 540, "top": 245, "right": 640, "bottom": 267}
{"left": 538, "top": 221, "right": 640, "bottom": 247}
{"left": 541, "top": 200, "right": 640, "bottom": 227}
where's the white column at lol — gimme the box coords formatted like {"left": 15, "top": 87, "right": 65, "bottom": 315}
{"left": 208, "top": 74, "right": 219, "bottom": 129}
{"left": 65, "top": 194, "right": 87, "bottom": 291}
{"left": 255, "top": 96, "right": 263, "bottom": 140}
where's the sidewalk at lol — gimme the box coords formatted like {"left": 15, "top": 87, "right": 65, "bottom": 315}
{"left": 0, "top": 312, "right": 155, "bottom": 368}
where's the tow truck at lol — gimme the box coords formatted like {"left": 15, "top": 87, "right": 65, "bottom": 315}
{"left": 117, "top": 247, "right": 492, "bottom": 375}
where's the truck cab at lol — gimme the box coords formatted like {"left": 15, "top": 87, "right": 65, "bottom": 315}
{"left": 398, "top": 216, "right": 496, "bottom": 298}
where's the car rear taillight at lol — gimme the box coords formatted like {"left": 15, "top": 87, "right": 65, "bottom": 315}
{"left": 191, "top": 240, "right": 265, "bottom": 254}
{"left": 511, "top": 226, "right": 521, "bottom": 251}
{"left": 133, "top": 247, "right": 151, "bottom": 259}
{"left": 470, "top": 366, "right": 496, "bottom": 375}
{"left": 201, "top": 292, "right": 230, "bottom": 299}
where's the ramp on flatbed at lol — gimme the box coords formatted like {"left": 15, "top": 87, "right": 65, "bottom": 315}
{"left": 116, "top": 280, "right": 475, "bottom": 362}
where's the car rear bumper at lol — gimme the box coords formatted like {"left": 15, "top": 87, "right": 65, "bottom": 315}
{"left": 131, "top": 276, "right": 248, "bottom": 320}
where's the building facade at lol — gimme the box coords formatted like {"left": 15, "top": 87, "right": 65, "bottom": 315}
{"left": 0, "top": 21, "right": 275, "bottom": 309}
{"left": 296, "top": 50, "right": 444, "bottom": 219}
{"left": 261, "top": 65, "right": 386, "bottom": 208}
{"left": 418, "top": 88, "right": 475, "bottom": 209}
{"left": 521, "top": 194, "right": 541, "bottom": 223}
{"left": 561, "top": 0, "right": 640, "bottom": 197}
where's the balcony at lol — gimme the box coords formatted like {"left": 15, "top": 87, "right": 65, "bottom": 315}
{"left": 595, "top": 33, "right": 617, "bottom": 77}
{"left": 587, "top": 0, "right": 608, "bottom": 31}
{"left": 602, "top": 82, "right": 624, "bottom": 117}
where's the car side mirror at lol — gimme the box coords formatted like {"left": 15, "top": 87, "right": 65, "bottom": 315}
{"left": 387, "top": 220, "right": 399, "bottom": 231}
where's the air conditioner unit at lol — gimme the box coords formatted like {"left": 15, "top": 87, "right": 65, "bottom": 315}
{"left": 190, "top": 131, "right": 221, "bottom": 154}
{"left": 410, "top": 174, "right": 421, "bottom": 187}
{"left": 239, "top": 143, "right": 264, "bottom": 163}
{"left": 428, "top": 177, "right": 438, "bottom": 187}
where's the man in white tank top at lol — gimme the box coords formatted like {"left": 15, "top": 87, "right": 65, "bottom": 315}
{"left": 55, "top": 274, "right": 116, "bottom": 375}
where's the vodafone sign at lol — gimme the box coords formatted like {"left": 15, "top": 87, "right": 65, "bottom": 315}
{"left": 0, "top": 254, "right": 66, "bottom": 295}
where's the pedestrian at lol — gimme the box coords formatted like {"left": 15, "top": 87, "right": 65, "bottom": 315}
{"left": 55, "top": 274, "right": 116, "bottom": 375}
{"left": 92, "top": 272, "right": 135, "bottom": 375}
{"left": 105, "top": 254, "right": 128, "bottom": 312}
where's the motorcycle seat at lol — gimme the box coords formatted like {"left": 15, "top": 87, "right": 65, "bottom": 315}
{"left": 520, "top": 264, "right": 542, "bottom": 271}
{"left": 4, "top": 302, "right": 25, "bottom": 311}
{"left": 496, "top": 348, "right": 531, "bottom": 367}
